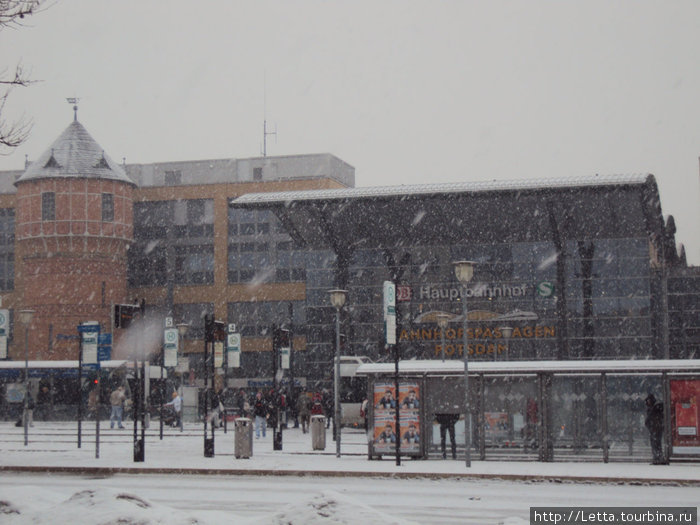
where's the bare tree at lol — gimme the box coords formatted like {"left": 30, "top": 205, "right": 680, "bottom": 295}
{"left": 0, "top": 1, "right": 46, "bottom": 154}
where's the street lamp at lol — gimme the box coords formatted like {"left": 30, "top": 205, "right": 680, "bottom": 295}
{"left": 19, "top": 309, "right": 35, "bottom": 447}
{"left": 436, "top": 313, "right": 450, "bottom": 363}
{"left": 328, "top": 288, "right": 347, "bottom": 458}
{"left": 453, "top": 260, "right": 475, "bottom": 467}
{"left": 499, "top": 326, "right": 513, "bottom": 361}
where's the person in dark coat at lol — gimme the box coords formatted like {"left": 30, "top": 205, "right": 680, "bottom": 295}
{"left": 252, "top": 391, "right": 268, "bottom": 439}
{"left": 645, "top": 394, "right": 665, "bottom": 464}
{"left": 436, "top": 413, "right": 459, "bottom": 459}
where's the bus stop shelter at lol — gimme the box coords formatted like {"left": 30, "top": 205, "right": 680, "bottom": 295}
{"left": 357, "top": 359, "right": 700, "bottom": 463}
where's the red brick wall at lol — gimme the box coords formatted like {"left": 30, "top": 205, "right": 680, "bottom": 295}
{"left": 14, "top": 178, "right": 133, "bottom": 360}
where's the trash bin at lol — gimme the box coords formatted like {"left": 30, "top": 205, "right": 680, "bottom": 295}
{"left": 235, "top": 417, "right": 253, "bottom": 459}
{"left": 311, "top": 415, "right": 326, "bottom": 450}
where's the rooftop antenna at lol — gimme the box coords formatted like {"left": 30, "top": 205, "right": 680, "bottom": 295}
{"left": 261, "top": 74, "right": 276, "bottom": 157}
{"left": 66, "top": 97, "right": 80, "bottom": 121}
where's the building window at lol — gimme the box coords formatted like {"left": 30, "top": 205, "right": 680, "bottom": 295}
{"left": 253, "top": 167, "right": 263, "bottom": 181}
{"left": 102, "top": 193, "right": 114, "bottom": 222}
{"left": 164, "top": 170, "right": 182, "bottom": 186}
{"left": 41, "top": 192, "right": 55, "bottom": 221}
{"left": 128, "top": 200, "right": 215, "bottom": 287}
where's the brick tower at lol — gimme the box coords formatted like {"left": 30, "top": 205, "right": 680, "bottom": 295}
{"left": 13, "top": 115, "right": 134, "bottom": 360}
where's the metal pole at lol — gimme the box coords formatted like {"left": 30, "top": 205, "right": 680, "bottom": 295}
{"left": 394, "top": 344, "right": 401, "bottom": 466}
{"left": 78, "top": 333, "right": 83, "bottom": 449}
{"left": 203, "top": 316, "right": 209, "bottom": 455}
{"left": 334, "top": 307, "right": 341, "bottom": 457}
{"left": 95, "top": 374, "right": 100, "bottom": 459}
{"left": 160, "top": 339, "right": 164, "bottom": 440}
{"left": 440, "top": 326, "right": 445, "bottom": 362}
{"left": 133, "top": 357, "right": 139, "bottom": 461}
{"left": 462, "top": 294, "right": 471, "bottom": 467}
{"left": 140, "top": 359, "right": 146, "bottom": 457}
{"left": 601, "top": 372, "right": 608, "bottom": 463}
{"left": 23, "top": 324, "right": 29, "bottom": 447}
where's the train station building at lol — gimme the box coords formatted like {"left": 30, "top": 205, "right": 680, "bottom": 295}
{"left": 0, "top": 114, "right": 698, "bottom": 462}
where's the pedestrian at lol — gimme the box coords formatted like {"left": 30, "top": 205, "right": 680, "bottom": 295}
{"left": 23, "top": 390, "right": 34, "bottom": 428}
{"left": 163, "top": 390, "right": 182, "bottom": 429}
{"left": 236, "top": 389, "right": 249, "bottom": 418}
{"left": 37, "top": 384, "right": 52, "bottom": 421}
{"left": 87, "top": 385, "right": 99, "bottom": 420}
{"left": 110, "top": 386, "right": 127, "bottom": 429}
{"left": 360, "top": 397, "right": 369, "bottom": 429}
{"left": 297, "top": 392, "right": 311, "bottom": 433}
{"left": 322, "top": 389, "right": 333, "bottom": 429}
{"left": 252, "top": 391, "right": 267, "bottom": 439}
{"left": 207, "top": 388, "right": 224, "bottom": 428}
{"left": 645, "top": 394, "right": 665, "bottom": 465}
{"left": 436, "top": 413, "right": 459, "bottom": 459}
{"left": 267, "top": 390, "right": 278, "bottom": 432}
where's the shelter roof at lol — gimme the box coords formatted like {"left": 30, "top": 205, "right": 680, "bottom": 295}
{"left": 356, "top": 359, "right": 700, "bottom": 376}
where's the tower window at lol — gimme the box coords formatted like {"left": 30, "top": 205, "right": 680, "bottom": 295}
{"left": 41, "top": 192, "right": 55, "bottom": 221}
{"left": 102, "top": 193, "right": 114, "bottom": 222}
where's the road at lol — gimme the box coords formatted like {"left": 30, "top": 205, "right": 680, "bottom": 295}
{"left": 2, "top": 471, "right": 697, "bottom": 524}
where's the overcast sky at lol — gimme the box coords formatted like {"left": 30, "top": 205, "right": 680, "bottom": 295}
{"left": 1, "top": 0, "right": 698, "bottom": 263}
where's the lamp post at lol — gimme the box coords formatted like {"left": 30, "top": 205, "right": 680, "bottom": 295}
{"left": 19, "top": 309, "right": 35, "bottom": 447}
{"left": 328, "top": 289, "right": 347, "bottom": 458}
{"left": 436, "top": 313, "right": 450, "bottom": 362}
{"left": 453, "top": 260, "right": 475, "bottom": 467}
{"left": 499, "top": 326, "right": 513, "bottom": 361}
{"left": 176, "top": 323, "right": 189, "bottom": 432}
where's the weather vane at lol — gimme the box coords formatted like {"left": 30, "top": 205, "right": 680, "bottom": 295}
{"left": 66, "top": 97, "right": 80, "bottom": 121}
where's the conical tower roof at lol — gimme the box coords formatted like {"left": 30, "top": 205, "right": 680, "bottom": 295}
{"left": 15, "top": 120, "right": 134, "bottom": 185}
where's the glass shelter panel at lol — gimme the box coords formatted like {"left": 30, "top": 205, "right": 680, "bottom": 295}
{"left": 606, "top": 375, "right": 662, "bottom": 462}
{"left": 481, "top": 376, "right": 539, "bottom": 459}
{"left": 550, "top": 377, "right": 602, "bottom": 460}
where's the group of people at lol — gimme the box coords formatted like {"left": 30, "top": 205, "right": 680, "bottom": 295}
{"left": 230, "top": 388, "right": 334, "bottom": 439}
{"left": 107, "top": 385, "right": 183, "bottom": 430}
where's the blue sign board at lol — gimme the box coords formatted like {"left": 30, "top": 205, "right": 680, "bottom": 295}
{"left": 98, "top": 333, "right": 112, "bottom": 362}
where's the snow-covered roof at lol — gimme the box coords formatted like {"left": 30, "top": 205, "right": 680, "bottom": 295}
{"left": 356, "top": 359, "right": 700, "bottom": 376}
{"left": 233, "top": 174, "right": 651, "bottom": 205}
{"left": 15, "top": 120, "right": 134, "bottom": 185}
{"left": 0, "top": 360, "right": 167, "bottom": 377}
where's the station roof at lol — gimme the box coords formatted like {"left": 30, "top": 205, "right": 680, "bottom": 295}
{"left": 231, "top": 174, "right": 663, "bottom": 251}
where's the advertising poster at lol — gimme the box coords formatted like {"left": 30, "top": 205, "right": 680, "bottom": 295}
{"left": 671, "top": 379, "right": 700, "bottom": 455}
{"left": 373, "top": 380, "right": 421, "bottom": 455}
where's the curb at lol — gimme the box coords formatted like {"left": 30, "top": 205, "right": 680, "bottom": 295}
{"left": 1, "top": 465, "right": 698, "bottom": 486}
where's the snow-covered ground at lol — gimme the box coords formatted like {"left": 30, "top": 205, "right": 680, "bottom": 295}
{"left": 0, "top": 422, "right": 698, "bottom": 524}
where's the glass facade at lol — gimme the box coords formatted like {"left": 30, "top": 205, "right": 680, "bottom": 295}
{"left": 227, "top": 208, "right": 306, "bottom": 284}
{"left": 303, "top": 237, "right": 655, "bottom": 377}
{"left": 128, "top": 200, "right": 214, "bottom": 287}
{"left": 226, "top": 300, "right": 306, "bottom": 380}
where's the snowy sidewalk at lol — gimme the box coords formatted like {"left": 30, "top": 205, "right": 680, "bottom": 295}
{"left": 1, "top": 421, "right": 698, "bottom": 485}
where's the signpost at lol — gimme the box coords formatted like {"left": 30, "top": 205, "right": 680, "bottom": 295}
{"left": 227, "top": 329, "right": 241, "bottom": 369}
{"left": 383, "top": 281, "right": 400, "bottom": 466}
{"left": 78, "top": 321, "right": 101, "bottom": 457}
{"left": 164, "top": 327, "right": 179, "bottom": 367}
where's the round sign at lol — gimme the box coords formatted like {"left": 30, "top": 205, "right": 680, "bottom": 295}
{"left": 165, "top": 329, "right": 178, "bottom": 343}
